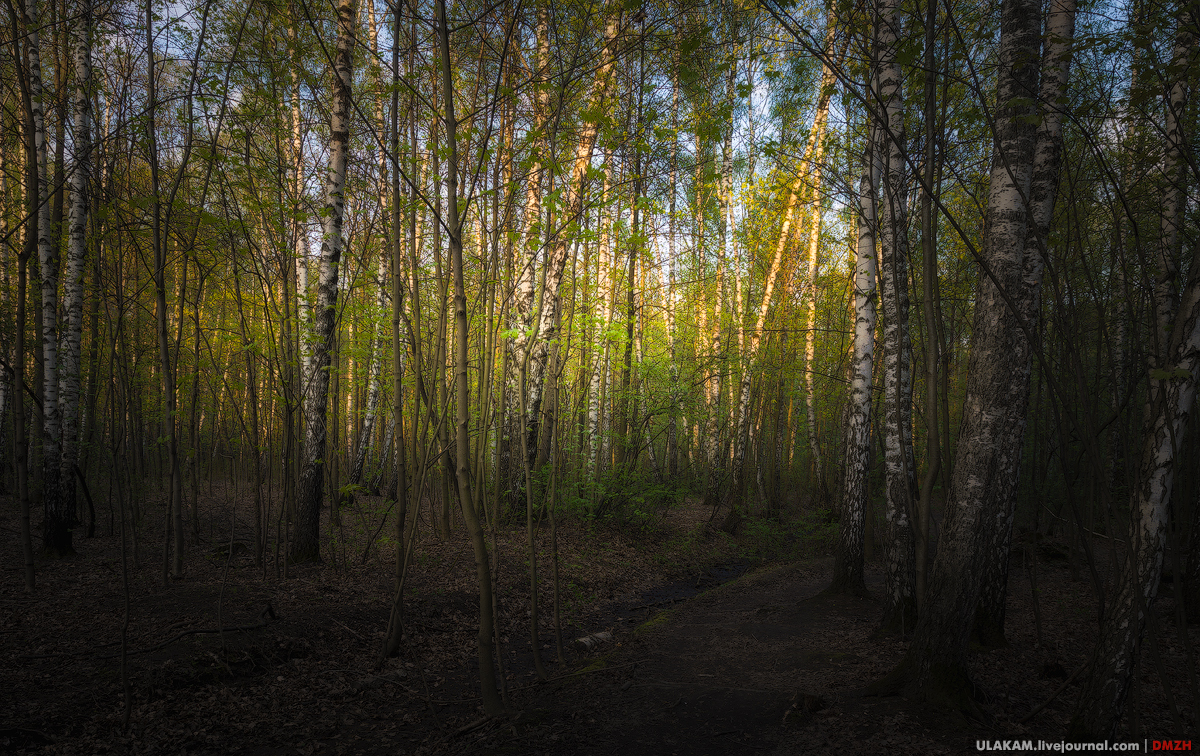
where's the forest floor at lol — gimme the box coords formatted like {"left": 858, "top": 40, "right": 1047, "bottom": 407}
{"left": 2, "top": 484, "right": 1197, "bottom": 755}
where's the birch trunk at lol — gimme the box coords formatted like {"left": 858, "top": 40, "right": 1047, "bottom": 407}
{"left": 523, "top": 13, "right": 621, "bottom": 466}
{"left": 871, "top": 0, "right": 1042, "bottom": 707}
{"left": 800, "top": 53, "right": 838, "bottom": 505}
{"left": 351, "top": 5, "right": 388, "bottom": 487}
{"left": 974, "top": 0, "right": 1075, "bottom": 647}
{"left": 61, "top": 0, "right": 92, "bottom": 544}
{"left": 291, "top": 10, "right": 312, "bottom": 414}
{"left": 11, "top": 45, "right": 37, "bottom": 586}
{"left": 25, "top": 0, "right": 70, "bottom": 557}
{"left": 293, "top": 0, "right": 355, "bottom": 563}
{"left": 830, "top": 164, "right": 878, "bottom": 597}
{"left": 501, "top": 3, "right": 548, "bottom": 512}
{"left": 1070, "top": 10, "right": 1195, "bottom": 737}
{"left": 0, "top": 137, "right": 8, "bottom": 497}
{"left": 352, "top": 255, "right": 387, "bottom": 486}
{"left": 666, "top": 49, "right": 679, "bottom": 479}
{"left": 730, "top": 45, "right": 837, "bottom": 514}
{"left": 587, "top": 156, "right": 613, "bottom": 471}
{"left": 703, "top": 63, "right": 736, "bottom": 514}
{"left": 876, "top": 0, "right": 917, "bottom": 633}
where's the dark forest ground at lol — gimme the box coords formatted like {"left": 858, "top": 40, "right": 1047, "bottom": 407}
{"left": 1, "top": 481, "right": 1197, "bottom": 755}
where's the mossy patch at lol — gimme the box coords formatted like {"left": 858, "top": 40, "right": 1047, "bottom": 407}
{"left": 633, "top": 608, "right": 676, "bottom": 636}
{"left": 578, "top": 659, "right": 609, "bottom": 673}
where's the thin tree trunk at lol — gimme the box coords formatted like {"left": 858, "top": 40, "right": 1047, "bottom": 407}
{"left": 876, "top": 0, "right": 917, "bottom": 634}
{"left": 523, "top": 12, "right": 621, "bottom": 473}
{"left": 9, "top": 46, "right": 36, "bottom": 583}
{"left": 293, "top": 0, "right": 356, "bottom": 564}
{"left": 437, "top": 0, "right": 504, "bottom": 714}
{"left": 24, "top": 0, "right": 70, "bottom": 558}
{"left": 830, "top": 155, "right": 878, "bottom": 598}
{"left": 915, "top": 0, "right": 941, "bottom": 613}
{"left": 145, "top": 0, "right": 184, "bottom": 578}
{"left": 703, "top": 62, "right": 736, "bottom": 516}
{"left": 60, "top": 0, "right": 92, "bottom": 546}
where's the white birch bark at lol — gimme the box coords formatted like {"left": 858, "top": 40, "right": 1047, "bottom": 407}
{"left": 501, "top": 5, "right": 549, "bottom": 507}
{"left": 831, "top": 164, "right": 878, "bottom": 597}
{"left": 703, "top": 62, "right": 736, "bottom": 512}
{"left": 882, "top": 0, "right": 1042, "bottom": 701}
{"left": 523, "top": 14, "right": 621, "bottom": 457}
{"left": 876, "top": 0, "right": 918, "bottom": 633}
{"left": 587, "top": 155, "right": 613, "bottom": 470}
{"left": 293, "top": 0, "right": 355, "bottom": 563}
{"left": 352, "top": 0, "right": 388, "bottom": 487}
{"left": 800, "top": 55, "right": 837, "bottom": 502}
{"left": 61, "top": 0, "right": 93, "bottom": 526}
{"left": 975, "top": 0, "right": 1076, "bottom": 646}
{"left": 291, "top": 13, "right": 312, "bottom": 409}
{"left": 0, "top": 131, "right": 8, "bottom": 493}
{"left": 26, "top": 0, "right": 69, "bottom": 556}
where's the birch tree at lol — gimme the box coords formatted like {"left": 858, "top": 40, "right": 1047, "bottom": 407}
{"left": 830, "top": 162, "right": 878, "bottom": 597}
{"left": 875, "top": 0, "right": 917, "bottom": 634}
{"left": 23, "top": 0, "right": 72, "bottom": 558}
{"left": 60, "top": 0, "right": 93, "bottom": 554}
{"left": 293, "top": 0, "right": 356, "bottom": 563}
{"left": 974, "top": 0, "right": 1076, "bottom": 647}
{"left": 868, "top": 0, "right": 1043, "bottom": 707}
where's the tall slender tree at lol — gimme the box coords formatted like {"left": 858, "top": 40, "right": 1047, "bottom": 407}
{"left": 293, "top": 0, "right": 356, "bottom": 563}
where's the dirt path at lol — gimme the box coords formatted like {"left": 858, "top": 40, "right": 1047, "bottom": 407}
{"left": 449, "top": 559, "right": 980, "bottom": 755}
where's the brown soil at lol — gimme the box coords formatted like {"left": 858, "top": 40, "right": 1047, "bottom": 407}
{"left": 2, "top": 489, "right": 1196, "bottom": 755}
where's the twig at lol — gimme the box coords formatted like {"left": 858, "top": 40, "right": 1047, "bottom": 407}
{"left": 1019, "top": 663, "right": 1088, "bottom": 724}
{"left": 628, "top": 597, "right": 687, "bottom": 612}
{"left": 90, "top": 605, "right": 276, "bottom": 660}
{"left": 502, "top": 660, "right": 641, "bottom": 695}
{"left": 332, "top": 618, "right": 365, "bottom": 640}
{"left": 454, "top": 716, "right": 492, "bottom": 736}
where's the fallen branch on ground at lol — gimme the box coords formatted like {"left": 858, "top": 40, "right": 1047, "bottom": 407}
{"left": 94, "top": 604, "right": 276, "bottom": 659}
{"left": 1019, "top": 663, "right": 1088, "bottom": 724}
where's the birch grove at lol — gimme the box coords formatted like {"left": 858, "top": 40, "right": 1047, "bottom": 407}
{"left": 1, "top": 0, "right": 1195, "bottom": 733}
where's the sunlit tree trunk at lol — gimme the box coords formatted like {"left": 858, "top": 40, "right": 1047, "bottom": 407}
{"left": 703, "top": 62, "right": 736, "bottom": 514}
{"left": 666, "top": 48, "right": 679, "bottom": 479}
{"left": 799, "top": 43, "right": 837, "bottom": 505}
{"left": 0, "top": 136, "right": 8, "bottom": 498}
{"left": 502, "top": 2, "right": 549, "bottom": 509}
{"left": 10, "top": 37, "right": 37, "bottom": 586}
{"left": 587, "top": 156, "right": 613, "bottom": 472}
{"left": 293, "top": 0, "right": 356, "bottom": 563}
{"left": 523, "top": 13, "right": 620, "bottom": 468}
